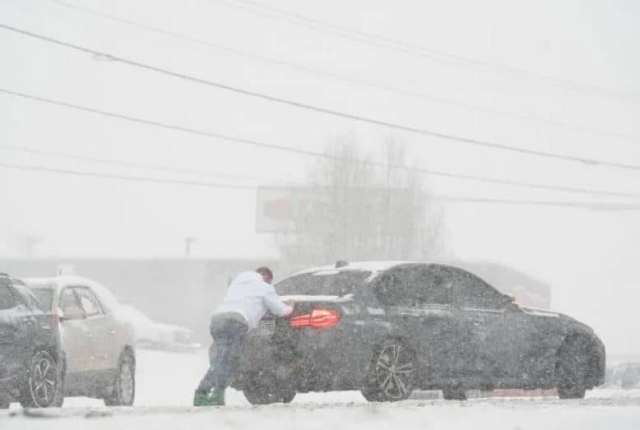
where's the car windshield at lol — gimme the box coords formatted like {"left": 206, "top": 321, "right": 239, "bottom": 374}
{"left": 29, "top": 288, "right": 54, "bottom": 310}
{"left": 276, "top": 270, "right": 371, "bottom": 296}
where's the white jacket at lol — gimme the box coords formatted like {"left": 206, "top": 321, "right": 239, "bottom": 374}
{"left": 212, "top": 271, "right": 293, "bottom": 329}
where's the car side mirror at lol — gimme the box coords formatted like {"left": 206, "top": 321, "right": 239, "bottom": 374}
{"left": 60, "top": 306, "right": 86, "bottom": 321}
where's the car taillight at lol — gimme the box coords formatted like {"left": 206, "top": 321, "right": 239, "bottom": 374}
{"left": 49, "top": 312, "right": 60, "bottom": 326}
{"left": 290, "top": 308, "right": 340, "bottom": 329}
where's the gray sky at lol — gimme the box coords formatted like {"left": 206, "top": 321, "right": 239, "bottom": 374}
{"left": 1, "top": 0, "right": 639, "bottom": 355}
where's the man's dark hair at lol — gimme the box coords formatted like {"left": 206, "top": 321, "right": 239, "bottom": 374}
{"left": 255, "top": 266, "right": 273, "bottom": 282}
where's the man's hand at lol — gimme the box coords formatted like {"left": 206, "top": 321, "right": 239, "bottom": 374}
{"left": 282, "top": 300, "right": 295, "bottom": 317}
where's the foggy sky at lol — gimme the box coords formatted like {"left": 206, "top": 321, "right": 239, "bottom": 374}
{"left": 1, "top": 0, "right": 639, "bottom": 355}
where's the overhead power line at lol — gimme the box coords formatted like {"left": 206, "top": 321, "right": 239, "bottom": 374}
{"left": 0, "top": 144, "right": 292, "bottom": 185}
{"left": 3, "top": 87, "right": 640, "bottom": 200}
{"left": 2, "top": 161, "right": 639, "bottom": 211}
{"left": 2, "top": 23, "right": 640, "bottom": 172}
{"left": 213, "top": 0, "right": 640, "bottom": 105}
{"left": 42, "top": 0, "right": 640, "bottom": 144}
{"left": 0, "top": 162, "right": 257, "bottom": 189}
{"left": 437, "top": 196, "right": 640, "bottom": 211}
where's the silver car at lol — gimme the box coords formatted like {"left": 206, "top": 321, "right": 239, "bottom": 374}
{"left": 25, "top": 276, "right": 136, "bottom": 407}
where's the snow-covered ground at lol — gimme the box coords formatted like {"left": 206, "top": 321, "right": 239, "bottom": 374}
{"left": 2, "top": 348, "right": 640, "bottom": 430}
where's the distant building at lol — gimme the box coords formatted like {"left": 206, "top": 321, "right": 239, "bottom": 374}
{"left": 0, "top": 258, "right": 279, "bottom": 342}
{"left": 0, "top": 258, "right": 551, "bottom": 342}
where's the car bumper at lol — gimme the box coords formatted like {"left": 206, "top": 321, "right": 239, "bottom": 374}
{"left": 232, "top": 324, "right": 372, "bottom": 392}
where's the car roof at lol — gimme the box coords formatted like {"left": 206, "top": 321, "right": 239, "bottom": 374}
{"left": 23, "top": 275, "right": 98, "bottom": 290}
{"left": 23, "top": 275, "right": 120, "bottom": 311}
{"left": 291, "top": 260, "right": 418, "bottom": 277}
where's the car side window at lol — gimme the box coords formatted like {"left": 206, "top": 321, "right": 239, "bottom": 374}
{"left": 75, "top": 287, "right": 103, "bottom": 317}
{"left": 0, "top": 284, "right": 18, "bottom": 310}
{"left": 59, "top": 288, "right": 80, "bottom": 312}
{"left": 418, "top": 266, "right": 452, "bottom": 305}
{"left": 450, "top": 268, "right": 506, "bottom": 310}
{"left": 375, "top": 266, "right": 424, "bottom": 307}
{"left": 11, "top": 283, "right": 42, "bottom": 311}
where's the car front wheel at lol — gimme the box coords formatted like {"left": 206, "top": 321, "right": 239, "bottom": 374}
{"left": 104, "top": 351, "right": 135, "bottom": 406}
{"left": 20, "top": 350, "right": 61, "bottom": 408}
{"left": 556, "top": 337, "right": 590, "bottom": 399}
{"left": 361, "top": 339, "right": 416, "bottom": 402}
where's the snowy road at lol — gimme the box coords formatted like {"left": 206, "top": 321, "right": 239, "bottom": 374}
{"left": 2, "top": 349, "right": 640, "bottom": 430}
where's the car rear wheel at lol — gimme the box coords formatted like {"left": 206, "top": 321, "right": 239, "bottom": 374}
{"left": 243, "top": 387, "right": 296, "bottom": 405}
{"left": 442, "top": 388, "right": 467, "bottom": 400}
{"left": 19, "top": 351, "right": 61, "bottom": 408}
{"left": 242, "top": 380, "right": 296, "bottom": 405}
{"left": 361, "top": 339, "right": 416, "bottom": 402}
{"left": 104, "top": 351, "right": 135, "bottom": 406}
{"left": 0, "top": 396, "right": 10, "bottom": 409}
{"left": 556, "top": 337, "right": 590, "bottom": 399}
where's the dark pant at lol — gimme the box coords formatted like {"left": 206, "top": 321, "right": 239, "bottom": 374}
{"left": 197, "top": 318, "right": 249, "bottom": 393}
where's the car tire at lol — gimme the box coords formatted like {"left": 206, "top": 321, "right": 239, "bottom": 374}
{"left": 0, "top": 396, "right": 10, "bottom": 409}
{"left": 442, "top": 388, "right": 467, "bottom": 400}
{"left": 556, "top": 337, "right": 589, "bottom": 399}
{"left": 104, "top": 350, "right": 136, "bottom": 406}
{"left": 243, "top": 384, "right": 296, "bottom": 405}
{"left": 242, "top": 372, "right": 296, "bottom": 405}
{"left": 361, "top": 339, "right": 416, "bottom": 402}
{"left": 19, "top": 350, "right": 61, "bottom": 408}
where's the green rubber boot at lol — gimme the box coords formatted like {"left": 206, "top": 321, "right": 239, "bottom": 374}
{"left": 193, "top": 390, "right": 214, "bottom": 407}
{"left": 209, "top": 387, "right": 226, "bottom": 406}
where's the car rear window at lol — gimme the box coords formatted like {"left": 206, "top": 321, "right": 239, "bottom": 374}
{"left": 276, "top": 270, "right": 371, "bottom": 296}
{"left": 0, "top": 284, "right": 18, "bottom": 310}
{"left": 30, "top": 288, "right": 54, "bottom": 310}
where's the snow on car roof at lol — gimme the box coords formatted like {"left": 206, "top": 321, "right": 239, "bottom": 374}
{"left": 23, "top": 275, "right": 120, "bottom": 311}
{"left": 24, "top": 275, "right": 97, "bottom": 288}
{"left": 292, "top": 261, "right": 416, "bottom": 276}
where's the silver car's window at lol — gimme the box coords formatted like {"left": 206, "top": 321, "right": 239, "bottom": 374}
{"left": 59, "top": 288, "right": 80, "bottom": 312}
{"left": 75, "top": 287, "right": 103, "bottom": 317}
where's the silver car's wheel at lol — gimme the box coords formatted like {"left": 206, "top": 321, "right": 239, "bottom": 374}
{"left": 20, "top": 351, "right": 60, "bottom": 408}
{"left": 362, "top": 340, "right": 415, "bottom": 402}
{"left": 104, "top": 352, "right": 135, "bottom": 406}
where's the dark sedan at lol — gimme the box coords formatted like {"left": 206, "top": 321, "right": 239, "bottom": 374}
{"left": 231, "top": 261, "right": 605, "bottom": 404}
{"left": 0, "top": 273, "right": 62, "bottom": 408}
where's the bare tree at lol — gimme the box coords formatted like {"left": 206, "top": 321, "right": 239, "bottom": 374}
{"left": 275, "top": 137, "right": 444, "bottom": 272}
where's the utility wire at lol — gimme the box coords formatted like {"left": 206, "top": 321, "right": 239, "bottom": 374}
{"left": 2, "top": 161, "right": 639, "bottom": 211}
{"left": 3, "top": 87, "right": 640, "bottom": 200}
{"left": 437, "top": 196, "right": 640, "bottom": 211}
{"left": 2, "top": 23, "right": 640, "bottom": 172}
{"left": 213, "top": 0, "right": 640, "bottom": 104}
{"left": 42, "top": 0, "right": 640, "bottom": 144}
{"left": 0, "top": 144, "right": 293, "bottom": 185}
{"left": 0, "top": 162, "right": 257, "bottom": 189}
